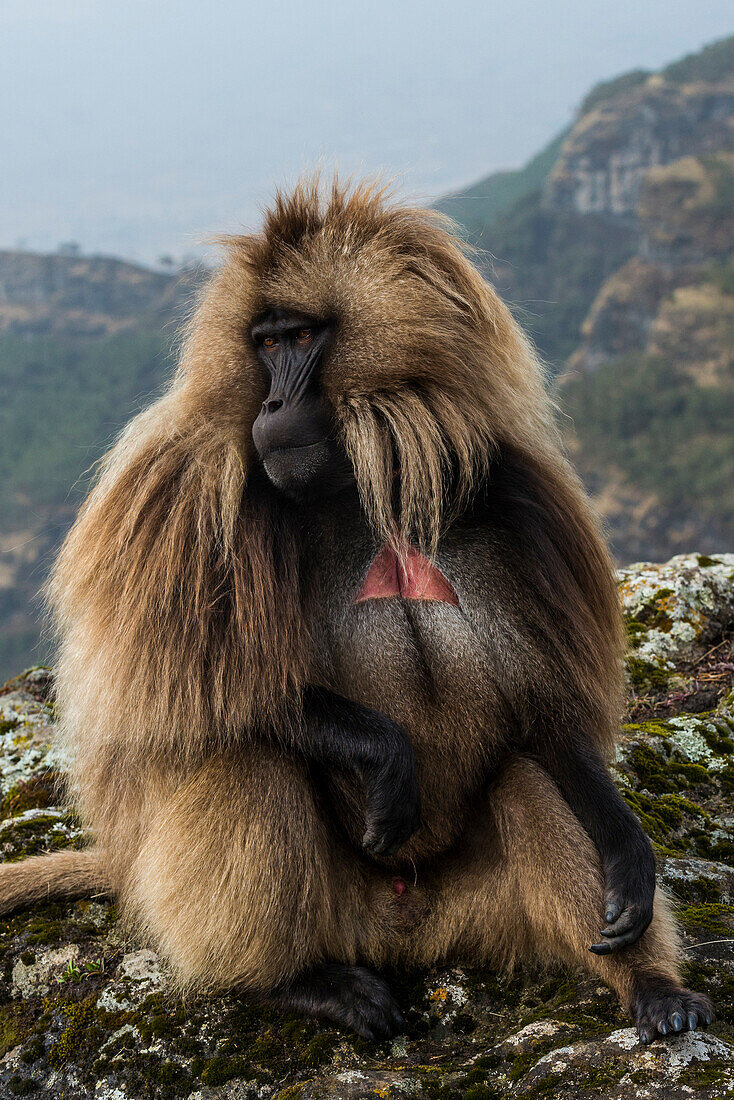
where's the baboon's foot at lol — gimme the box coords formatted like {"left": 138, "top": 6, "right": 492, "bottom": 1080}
{"left": 633, "top": 975, "right": 714, "bottom": 1044}
{"left": 268, "top": 964, "right": 405, "bottom": 1040}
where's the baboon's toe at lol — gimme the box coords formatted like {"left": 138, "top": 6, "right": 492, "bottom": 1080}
{"left": 634, "top": 979, "right": 714, "bottom": 1044}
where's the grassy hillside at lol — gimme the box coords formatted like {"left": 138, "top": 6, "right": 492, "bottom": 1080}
{"left": 663, "top": 33, "right": 734, "bottom": 84}
{"left": 564, "top": 346, "right": 734, "bottom": 557}
{"left": 477, "top": 193, "right": 637, "bottom": 366}
{"left": 560, "top": 146, "right": 734, "bottom": 562}
{"left": 0, "top": 332, "right": 171, "bottom": 521}
{"left": 0, "top": 331, "right": 172, "bottom": 679}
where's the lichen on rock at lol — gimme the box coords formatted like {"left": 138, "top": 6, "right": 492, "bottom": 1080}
{"left": 0, "top": 554, "right": 732, "bottom": 1097}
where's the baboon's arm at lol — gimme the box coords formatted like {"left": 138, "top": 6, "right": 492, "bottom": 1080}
{"left": 533, "top": 739, "right": 655, "bottom": 954}
{"left": 293, "top": 687, "right": 421, "bottom": 858}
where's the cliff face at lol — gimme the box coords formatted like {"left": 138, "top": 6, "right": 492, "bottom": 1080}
{"left": 568, "top": 151, "right": 734, "bottom": 373}
{"left": 559, "top": 142, "right": 734, "bottom": 563}
{"left": 544, "top": 79, "right": 734, "bottom": 218}
{"left": 438, "top": 35, "right": 734, "bottom": 374}
{"left": 525, "top": 40, "right": 734, "bottom": 567}
{"left": 0, "top": 554, "right": 732, "bottom": 1098}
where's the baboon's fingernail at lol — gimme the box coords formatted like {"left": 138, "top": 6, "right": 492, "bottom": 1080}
{"left": 671, "top": 1013, "right": 684, "bottom": 1031}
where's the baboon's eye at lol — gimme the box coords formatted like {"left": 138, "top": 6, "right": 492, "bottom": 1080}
{"left": 297, "top": 328, "right": 313, "bottom": 344}
{"left": 263, "top": 336, "right": 279, "bottom": 350}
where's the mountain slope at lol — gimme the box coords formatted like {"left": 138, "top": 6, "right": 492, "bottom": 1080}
{"left": 561, "top": 153, "right": 734, "bottom": 562}
{"left": 437, "top": 34, "right": 734, "bottom": 564}
{"left": 437, "top": 35, "right": 734, "bottom": 368}
{"left": 0, "top": 250, "right": 195, "bottom": 337}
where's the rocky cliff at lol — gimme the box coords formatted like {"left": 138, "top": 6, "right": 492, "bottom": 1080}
{"left": 439, "top": 35, "right": 734, "bottom": 370}
{"left": 559, "top": 146, "right": 734, "bottom": 563}
{"left": 537, "top": 41, "right": 734, "bottom": 567}
{"left": 0, "top": 554, "right": 731, "bottom": 1099}
{"left": 544, "top": 78, "right": 734, "bottom": 219}
{"left": 567, "top": 151, "right": 734, "bottom": 373}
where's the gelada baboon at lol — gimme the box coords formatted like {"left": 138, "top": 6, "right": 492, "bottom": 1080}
{"left": 0, "top": 180, "right": 712, "bottom": 1042}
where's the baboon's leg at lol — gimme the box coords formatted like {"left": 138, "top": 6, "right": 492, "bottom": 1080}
{"left": 124, "top": 744, "right": 404, "bottom": 1037}
{"left": 420, "top": 756, "right": 713, "bottom": 1043}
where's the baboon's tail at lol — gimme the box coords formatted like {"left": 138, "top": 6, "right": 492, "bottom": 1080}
{"left": 0, "top": 848, "right": 107, "bottom": 915}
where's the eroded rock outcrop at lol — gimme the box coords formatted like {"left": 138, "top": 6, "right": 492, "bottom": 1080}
{"left": 544, "top": 76, "right": 734, "bottom": 220}
{"left": 567, "top": 151, "right": 734, "bottom": 376}
{"left": 0, "top": 556, "right": 732, "bottom": 1098}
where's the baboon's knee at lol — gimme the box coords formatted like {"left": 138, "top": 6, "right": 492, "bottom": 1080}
{"left": 124, "top": 751, "right": 335, "bottom": 991}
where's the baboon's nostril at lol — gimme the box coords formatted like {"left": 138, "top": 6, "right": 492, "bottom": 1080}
{"left": 263, "top": 398, "right": 284, "bottom": 415}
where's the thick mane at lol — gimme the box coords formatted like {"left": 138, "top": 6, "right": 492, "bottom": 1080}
{"left": 47, "top": 177, "right": 621, "bottom": 795}
{"left": 48, "top": 402, "right": 307, "bottom": 781}
{"left": 232, "top": 178, "right": 561, "bottom": 552}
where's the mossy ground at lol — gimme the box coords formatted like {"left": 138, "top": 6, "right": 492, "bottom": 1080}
{"left": 1, "top": 558, "right": 734, "bottom": 1097}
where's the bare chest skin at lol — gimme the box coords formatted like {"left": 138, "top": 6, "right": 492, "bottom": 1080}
{"left": 301, "top": 496, "right": 519, "bottom": 862}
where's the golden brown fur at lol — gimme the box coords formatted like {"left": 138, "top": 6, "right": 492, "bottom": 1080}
{"left": 0, "top": 179, "right": 688, "bottom": 1028}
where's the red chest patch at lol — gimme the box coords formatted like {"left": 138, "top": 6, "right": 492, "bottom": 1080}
{"left": 355, "top": 545, "right": 459, "bottom": 606}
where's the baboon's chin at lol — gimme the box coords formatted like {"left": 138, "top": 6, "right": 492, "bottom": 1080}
{"left": 261, "top": 441, "right": 355, "bottom": 499}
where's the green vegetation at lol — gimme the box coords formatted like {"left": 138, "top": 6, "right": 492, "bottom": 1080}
{"left": 711, "top": 257, "right": 734, "bottom": 295}
{"left": 476, "top": 190, "right": 636, "bottom": 365}
{"left": 575, "top": 35, "right": 734, "bottom": 115}
{"left": 663, "top": 33, "right": 734, "bottom": 84}
{"left": 436, "top": 124, "right": 637, "bottom": 367}
{"left": 700, "top": 153, "right": 734, "bottom": 217}
{"left": 0, "top": 331, "right": 171, "bottom": 525}
{"left": 0, "top": 775, "right": 61, "bottom": 817}
{"left": 0, "top": 330, "right": 171, "bottom": 678}
{"left": 580, "top": 69, "right": 650, "bottom": 113}
{"left": 562, "top": 350, "right": 734, "bottom": 531}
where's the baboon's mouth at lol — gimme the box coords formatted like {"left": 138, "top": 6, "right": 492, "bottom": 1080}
{"left": 355, "top": 545, "right": 459, "bottom": 606}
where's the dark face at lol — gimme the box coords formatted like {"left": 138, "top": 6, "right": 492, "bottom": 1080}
{"left": 250, "top": 309, "right": 354, "bottom": 498}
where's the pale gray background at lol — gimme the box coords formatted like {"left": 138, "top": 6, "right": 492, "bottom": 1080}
{"left": 2, "top": 0, "right": 733, "bottom": 262}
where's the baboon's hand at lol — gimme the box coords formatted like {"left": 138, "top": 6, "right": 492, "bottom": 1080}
{"left": 589, "top": 851, "right": 656, "bottom": 954}
{"left": 360, "top": 737, "right": 421, "bottom": 858}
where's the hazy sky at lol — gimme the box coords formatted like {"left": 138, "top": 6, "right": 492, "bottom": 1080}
{"left": 2, "top": 0, "right": 733, "bottom": 264}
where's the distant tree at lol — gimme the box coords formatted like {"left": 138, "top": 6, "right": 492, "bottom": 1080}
{"left": 57, "top": 242, "right": 82, "bottom": 257}
{"left": 158, "top": 254, "right": 176, "bottom": 270}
